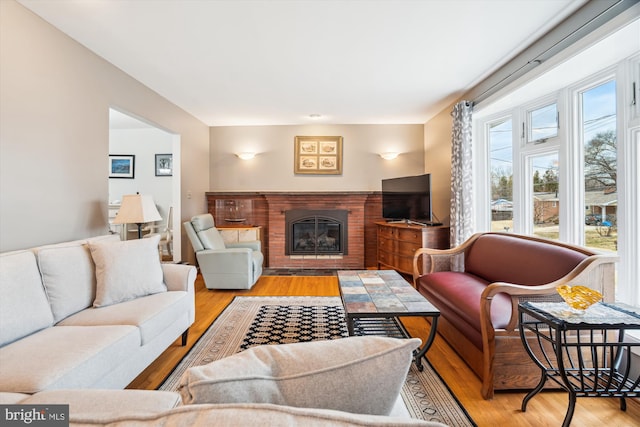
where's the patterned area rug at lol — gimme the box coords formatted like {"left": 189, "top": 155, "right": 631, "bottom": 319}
{"left": 159, "top": 296, "right": 475, "bottom": 426}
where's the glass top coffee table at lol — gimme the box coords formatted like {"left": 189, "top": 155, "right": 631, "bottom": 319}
{"left": 337, "top": 270, "right": 440, "bottom": 370}
{"left": 518, "top": 301, "right": 640, "bottom": 427}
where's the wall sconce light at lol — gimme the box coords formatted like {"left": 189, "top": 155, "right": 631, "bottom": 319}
{"left": 236, "top": 152, "right": 256, "bottom": 160}
{"left": 380, "top": 152, "right": 399, "bottom": 160}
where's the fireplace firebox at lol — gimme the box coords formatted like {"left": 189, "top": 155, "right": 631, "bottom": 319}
{"left": 285, "top": 209, "right": 348, "bottom": 256}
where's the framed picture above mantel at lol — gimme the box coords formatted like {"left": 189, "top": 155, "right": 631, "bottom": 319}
{"left": 294, "top": 136, "right": 343, "bottom": 175}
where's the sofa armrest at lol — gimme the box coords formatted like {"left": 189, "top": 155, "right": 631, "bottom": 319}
{"left": 22, "top": 390, "right": 182, "bottom": 417}
{"left": 480, "top": 252, "right": 618, "bottom": 333}
{"left": 480, "top": 281, "right": 560, "bottom": 333}
{"left": 412, "top": 233, "right": 482, "bottom": 283}
{"left": 226, "top": 240, "right": 261, "bottom": 252}
{"left": 162, "top": 263, "right": 197, "bottom": 293}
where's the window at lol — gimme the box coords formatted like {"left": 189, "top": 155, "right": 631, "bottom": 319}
{"left": 527, "top": 103, "right": 558, "bottom": 143}
{"left": 531, "top": 152, "right": 560, "bottom": 239}
{"left": 473, "top": 19, "right": 639, "bottom": 306}
{"left": 579, "top": 79, "right": 617, "bottom": 252}
{"left": 488, "top": 118, "right": 513, "bottom": 232}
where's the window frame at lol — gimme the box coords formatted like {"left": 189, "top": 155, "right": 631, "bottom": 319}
{"left": 526, "top": 102, "right": 559, "bottom": 144}
{"left": 616, "top": 53, "right": 640, "bottom": 306}
{"left": 474, "top": 54, "right": 638, "bottom": 306}
{"left": 474, "top": 113, "right": 515, "bottom": 232}
{"left": 568, "top": 68, "right": 618, "bottom": 247}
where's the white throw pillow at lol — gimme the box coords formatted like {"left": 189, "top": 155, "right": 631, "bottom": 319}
{"left": 36, "top": 243, "right": 96, "bottom": 322}
{"left": 0, "top": 251, "right": 54, "bottom": 346}
{"left": 89, "top": 235, "right": 166, "bottom": 307}
{"left": 178, "top": 336, "right": 420, "bottom": 416}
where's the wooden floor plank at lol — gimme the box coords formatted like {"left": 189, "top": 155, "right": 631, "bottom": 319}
{"left": 128, "top": 274, "right": 640, "bottom": 426}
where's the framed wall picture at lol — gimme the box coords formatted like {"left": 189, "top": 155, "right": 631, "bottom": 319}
{"left": 294, "top": 136, "right": 343, "bottom": 175}
{"left": 109, "top": 154, "right": 135, "bottom": 179}
{"left": 155, "top": 153, "right": 173, "bottom": 176}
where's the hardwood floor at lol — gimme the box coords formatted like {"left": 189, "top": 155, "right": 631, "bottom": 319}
{"left": 128, "top": 274, "right": 640, "bottom": 426}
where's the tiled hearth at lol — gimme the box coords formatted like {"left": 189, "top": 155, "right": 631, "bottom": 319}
{"left": 206, "top": 192, "right": 382, "bottom": 269}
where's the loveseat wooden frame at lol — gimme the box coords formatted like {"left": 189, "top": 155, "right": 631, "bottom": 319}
{"left": 412, "top": 232, "right": 618, "bottom": 399}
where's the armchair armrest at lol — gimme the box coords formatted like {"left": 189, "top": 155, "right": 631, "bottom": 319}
{"left": 226, "top": 240, "right": 261, "bottom": 252}
{"left": 196, "top": 248, "right": 254, "bottom": 274}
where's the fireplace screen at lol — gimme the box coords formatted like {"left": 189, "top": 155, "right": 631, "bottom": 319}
{"left": 285, "top": 210, "right": 347, "bottom": 255}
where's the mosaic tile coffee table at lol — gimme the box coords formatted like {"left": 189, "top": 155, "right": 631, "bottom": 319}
{"left": 337, "top": 270, "right": 440, "bottom": 370}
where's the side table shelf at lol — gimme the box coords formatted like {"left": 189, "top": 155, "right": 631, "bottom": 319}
{"left": 518, "top": 302, "right": 640, "bottom": 427}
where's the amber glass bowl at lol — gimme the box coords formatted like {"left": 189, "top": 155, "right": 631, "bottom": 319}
{"left": 556, "top": 285, "right": 602, "bottom": 311}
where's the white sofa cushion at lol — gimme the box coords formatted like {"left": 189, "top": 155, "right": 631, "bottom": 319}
{"left": 22, "top": 390, "right": 182, "bottom": 417}
{"left": 178, "top": 336, "right": 420, "bottom": 416}
{"left": 86, "top": 234, "right": 122, "bottom": 244}
{"left": 67, "top": 403, "right": 442, "bottom": 427}
{"left": 59, "top": 291, "right": 190, "bottom": 345}
{"left": 0, "top": 325, "right": 139, "bottom": 393}
{"left": 35, "top": 243, "right": 96, "bottom": 323}
{"left": 0, "top": 392, "right": 30, "bottom": 404}
{"left": 0, "top": 251, "right": 54, "bottom": 346}
{"left": 89, "top": 236, "right": 166, "bottom": 307}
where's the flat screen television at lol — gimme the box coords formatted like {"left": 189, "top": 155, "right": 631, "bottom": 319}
{"left": 382, "top": 174, "right": 439, "bottom": 225}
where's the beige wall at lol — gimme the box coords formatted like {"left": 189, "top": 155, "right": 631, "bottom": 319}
{"left": 210, "top": 124, "right": 425, "bottom": 192}
{"left": 424, "top": 104, "right": 455, "bottom": 224}
{"left": 0, "top": 0, "right": 457, "bottom": 258}
{"left": 0, "top": 0, "right": 209, "bottom": 262}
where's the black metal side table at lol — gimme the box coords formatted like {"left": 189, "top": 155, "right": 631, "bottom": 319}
{"left": 518, "top": 301, "right": 640, "bottom": 427}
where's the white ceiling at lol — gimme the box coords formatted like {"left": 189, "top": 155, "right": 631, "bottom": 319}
{"left": 19, "top": 0, "right": 586, "bottom": 126}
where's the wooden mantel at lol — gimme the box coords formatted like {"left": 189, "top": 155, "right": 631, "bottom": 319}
{"left": 206, "top": 192, "right": 383, "bottom": 269}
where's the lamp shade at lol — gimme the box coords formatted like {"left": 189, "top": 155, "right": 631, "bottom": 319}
{"left": 113, "top": 194, "right": 162, "bottom": 225}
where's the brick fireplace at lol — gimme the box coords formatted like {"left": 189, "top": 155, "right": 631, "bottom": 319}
{"left": 285, "top": 209, "right": 348, "bottom": 256}
{"left": 266, "top": 193, "right": 367, "bottom": 269}
{"left": 206, "top": 192, "right": 382, "bottom": 269}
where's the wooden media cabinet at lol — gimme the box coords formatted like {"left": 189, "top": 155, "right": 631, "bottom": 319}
{"left": 376, "top": 221, "right": 449, "bottom": 276}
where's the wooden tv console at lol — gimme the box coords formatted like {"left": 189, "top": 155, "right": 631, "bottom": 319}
{"left": 376, "top": 221, "right": 450, "bottom": 276}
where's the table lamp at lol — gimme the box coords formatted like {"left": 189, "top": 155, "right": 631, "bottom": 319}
{"left": 113, "top": 194, "right": 162, "bottom": 239}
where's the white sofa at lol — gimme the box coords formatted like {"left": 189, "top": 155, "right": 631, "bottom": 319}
{"left": 0, "top": 234, "right": 196, "bottom": 394}
{"left": 0, "top": 337, "right": 447, "bottom": 426}
{"left": 0, "top": 389, "right": 443, "bottom": 426}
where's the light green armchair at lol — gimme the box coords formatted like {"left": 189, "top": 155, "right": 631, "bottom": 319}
{"left": 184, "top": 214, "right": 263, "bottom": 289}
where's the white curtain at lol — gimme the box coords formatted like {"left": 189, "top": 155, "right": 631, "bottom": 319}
{"left": 450, "top": 101, "right": 474, "bottom": 248}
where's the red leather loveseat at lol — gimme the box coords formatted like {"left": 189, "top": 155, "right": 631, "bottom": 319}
{"left": 412, "top": 232, "right": 617, "bottom": 399}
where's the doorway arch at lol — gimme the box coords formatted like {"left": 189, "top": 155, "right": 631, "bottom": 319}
{"left": 108, "top": 108, "right": 182, "bottom": 261}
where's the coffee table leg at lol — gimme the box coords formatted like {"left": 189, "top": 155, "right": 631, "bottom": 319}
{"left": 415, "top": 316, "right": 439, "bottom": 371}
{"left": 346, "top": 315, "right": 355, "bottom": 336}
